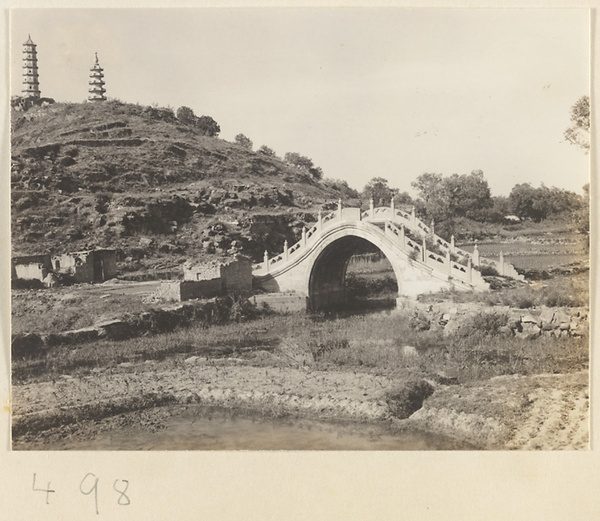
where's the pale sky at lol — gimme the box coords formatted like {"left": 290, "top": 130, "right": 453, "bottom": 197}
{"left": 10, "top": 8, "right": 590, "bottom": 196}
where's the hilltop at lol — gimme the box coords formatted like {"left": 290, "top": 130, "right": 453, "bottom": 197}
{"left": 11, "top": 100, "right": 353, "bottom": 277}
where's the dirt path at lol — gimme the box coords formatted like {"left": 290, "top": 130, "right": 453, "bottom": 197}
{"left": 407, "top": 370, "right": 589, "bottom": 450}
{"left": 504, "top": 373, "right": 589, "bottom": 450}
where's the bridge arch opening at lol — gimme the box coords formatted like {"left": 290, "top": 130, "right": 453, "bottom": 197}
{"left": 308, "top": 235, "right": 399, "bottom": 312}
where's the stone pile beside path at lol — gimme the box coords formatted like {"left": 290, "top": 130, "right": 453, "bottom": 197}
{"left": 405, "top": 302, "right": 588, "bottom": 339}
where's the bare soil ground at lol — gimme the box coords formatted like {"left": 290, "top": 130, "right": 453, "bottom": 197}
{"left": 408, "top": 370, "right": 588, "bottom": 449}
{"left": 12, "top": 350, "right": 588, "bottom": 450}
{"left": 11, "top": 252, "right": 589, "bottom": 450}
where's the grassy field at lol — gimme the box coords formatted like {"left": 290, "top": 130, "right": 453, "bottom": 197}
{"left": 13, "top": 287, "right": 589, "bottom": 387}
{"left": 11, "top": 266, "right": 589, "bottom": 450}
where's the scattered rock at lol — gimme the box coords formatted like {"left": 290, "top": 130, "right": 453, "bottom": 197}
{"left": 401, "top": 345, "right": 419, "bottom": 358}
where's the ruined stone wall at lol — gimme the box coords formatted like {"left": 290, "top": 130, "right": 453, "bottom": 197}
{"left": 53, "top": 252, "right": 94, "bottom": 283}
{"left": 221, "top": 259, "right": 252, "bottom": 295}
{"left": 15, "top": 262, "right": 47, "bottom": 281}
{"left": 155, "top": 280, "right": 222, "bottom": 302}
{"left": 13, "top": 255, "right": 52, "bottom": 281}
{"left": 97, "top": 250, "right": 118, "bottom": 280}
{"left": 52, "top": 250, "right": 117, "bottom": 283}
{"left": 183, "top": 264, "right": 221, "bottom": 281}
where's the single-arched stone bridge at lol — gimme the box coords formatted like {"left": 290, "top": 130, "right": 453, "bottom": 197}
{"left": 253, "top": 200, "right": 523, "bottom": 311}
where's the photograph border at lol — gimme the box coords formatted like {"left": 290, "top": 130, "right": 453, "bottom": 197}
{"left": 1, "top": 1, "right": 598, "bottom": 519}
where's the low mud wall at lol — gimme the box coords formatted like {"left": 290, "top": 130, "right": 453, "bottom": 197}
{"left": 11, "top": 297, "right": 235, "bottom": 358}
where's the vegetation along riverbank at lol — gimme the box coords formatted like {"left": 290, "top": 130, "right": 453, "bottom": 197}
{"left": 12, "top": 268, "right": 588, "bottom": 450}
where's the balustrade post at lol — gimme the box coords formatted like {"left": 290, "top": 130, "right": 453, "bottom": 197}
{"left": 473, "top": 243, "right": 480, "bottom": 266}
{"left": 400, "top": 224, "right": 405, "bottom": 248}
{"left": 317, "top": 211, "right": 323, "bottom": 231}
{"left": 370, "top": 198, "right": 374, "bottom": 218}
{"left": 284, "top": 240, "right": 289, "bottom": 262}
{"left": 263, "top": 250, "right": 269, "bottom": 273}
{"left": 411, "top": 206, "right": 416, "bottom": 227}
{"left": 450, "top": 235, "right": 455, "bottom": 254}
{"left": 390, "top": 196, "right": 395, "bottom": 217}
{"left": 337, "top": 198, "right": 342, "bottom": 220}
{"left": 422, "top": 238, "right": 427, "bottom": 262}
{"left": 430, "top": 219, "right": 435, "bottom": 238}
{"left": 302, "top": 227, "right": 307, "bottom": 247}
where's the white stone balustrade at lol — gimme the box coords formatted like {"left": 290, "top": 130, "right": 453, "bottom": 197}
{"left": 253, "top": 201, "right": 521, "bottom": 286}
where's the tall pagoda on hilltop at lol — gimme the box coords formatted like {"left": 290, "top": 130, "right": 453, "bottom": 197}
{"left": 22, "top": 35, "right": 41, "bottom": 98}
{"left": 88, "top": 53, "right": 107, "bottom": 102}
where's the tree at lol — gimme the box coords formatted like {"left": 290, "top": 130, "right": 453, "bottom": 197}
{"left": 564, "top": 95, "right": 590, "bottom": 153}
{"left": 284, "top": 152, "right": 324, "bottom": 179}
{"left": 508, "top": 183, "right": 582, "bottom": 222}
{"left": 509, "top": 183, "right": 543, "bottom": 221}
{"left": 284, "top": 152, "right": 314, "bottom": 171}
{"left": 234, "top": 133, "right": 253, "bottom": 150}
{"left": 574, "top": 183, "right": 590, "bottom": 235}
{"left": 176, "top": 106, "right": 196, "bottom": 125}
{"left": 309, "top": 166, "right": 324, "bottom": 180}
{"left": 444, "top": 170, "right": 492, "bottom": 220}
{"left": 412, "top": 171, "right": 492, "bottom": 222}
{"left": 411, "top": 172, "right": 448, "bottom": 222}
{"left": 324, "top": 179, "right": 360, "bottom": 200}
{"left": 362, "top": 177, "right": 400, "bottom": 206}
{"left": 258, "top": 145, "right": 276, "bottom": 157}
{"left": 196, "top": 116, "right": 220, "bottom": 137}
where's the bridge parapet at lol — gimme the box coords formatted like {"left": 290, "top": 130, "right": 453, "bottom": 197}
{"left": 254, "top": 200, "right": 522, "bottom": 284}
{"left": 383, "top": 220, "right": 486, "bottom": 288}
{"left": 254, "top": 207, "right": 362, "bottom": 274}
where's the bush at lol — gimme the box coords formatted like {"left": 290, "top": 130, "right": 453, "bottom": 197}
{"left": 456, "top": 311, "right": 509, "bottom": 338}
{"left": 385, "top": 378, "right": 434, "bottom": 418}
{"left": 543, "top": 291, "right": 580, "bottom": 308}
{"left": 176, "top": 106, "right": 196, "bottom": 125}
{"left": 307, "top": 337, "right": 349, "bottom": 362}
{"left": 234, "top": 134, "right": 253, "bottom": 150}
{"left": 345, "top": 274, "right": 398, "bottom": 299}
{"left": 228, "top": 297, "right": 258, "bottom": 322}
{"left": 196, "top": 115, "right": 220, "bottom": 137}
{"left": 479, "top": 264, "right": 499, "bottom": 276}
{"left": 258, "top": 145, "right": 276, "bottom": 157}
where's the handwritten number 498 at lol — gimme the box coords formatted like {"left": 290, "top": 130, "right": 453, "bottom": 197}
{"left": 33, "top": 473, "right": 130, "bottom": 514}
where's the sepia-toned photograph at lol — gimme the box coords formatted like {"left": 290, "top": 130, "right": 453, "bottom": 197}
{"left": 9, "top": 8, "right": 590, "bottom": 450}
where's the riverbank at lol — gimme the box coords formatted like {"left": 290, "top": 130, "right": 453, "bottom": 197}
{"left": 12, "top": 350, "right": 588, "bottom": 450}
{"left": 11, "top": 269, "right": 589, "bottom": 450}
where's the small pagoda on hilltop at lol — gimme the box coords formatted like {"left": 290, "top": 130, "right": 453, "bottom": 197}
{"left": 22, "top": 35, "right": 41, "bottom": 99}
{"left": 88, "top": 52, "right": 107, "bottom": 102}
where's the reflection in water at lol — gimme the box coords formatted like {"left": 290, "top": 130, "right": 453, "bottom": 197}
{"left": 62, "top": 406, "right": 472, "bottom": 450}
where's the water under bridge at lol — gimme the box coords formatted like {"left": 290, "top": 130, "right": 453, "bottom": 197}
{"left": 252, "top": 200, "right": 523, "bottom": 311}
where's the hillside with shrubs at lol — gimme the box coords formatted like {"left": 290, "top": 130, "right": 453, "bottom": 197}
{"left": 11, "top": 99, "right": 587, "bottom": 280}
{"left": 11, "top": 100, "right": 358, "bottom": 277}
